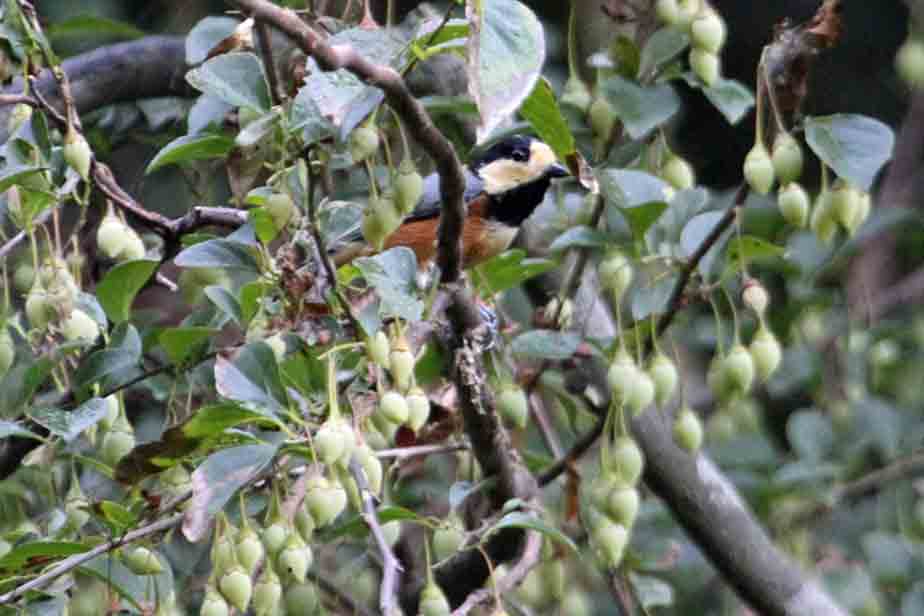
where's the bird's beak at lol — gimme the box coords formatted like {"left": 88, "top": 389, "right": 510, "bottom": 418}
{"left": 547, "top": 163, "right": 569, "bottom": 178}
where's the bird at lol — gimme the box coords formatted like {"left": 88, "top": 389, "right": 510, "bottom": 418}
{"left": 331, "top": 134, "right": 569, "bottom": 269}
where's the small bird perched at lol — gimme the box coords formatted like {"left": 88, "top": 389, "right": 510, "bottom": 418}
{"left": 332, "top": 134, "right": 568, "bottom": 269}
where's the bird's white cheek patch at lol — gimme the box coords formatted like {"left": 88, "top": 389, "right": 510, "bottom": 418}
{"left": 480, "top": 159, "right": 532, "bottom": 194}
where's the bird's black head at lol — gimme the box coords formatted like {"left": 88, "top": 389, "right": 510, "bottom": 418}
{"left": 469, "top": 135, "right": 568, "bottom": 226}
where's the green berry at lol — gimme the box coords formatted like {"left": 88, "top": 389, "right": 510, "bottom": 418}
{"left": 304, "top": 476, "right": 347, "bottom": 527}
{"left": 433, "top": 521, "right": 465, "bottom": 562}
{"left": 0, "top": 328, "right": 14, "bottom": 378}
{"left": 608, "top": 437, "right": 644, "bottom": 485}
{"left": 389, "top": 342, "right": 416, "bottom": 392}
{"left": 722, "top": 344, "right": 755, "bottom": 395}
{"left": 218, "top": 565, "right": 252, "bottom": 612}
{"left": 749, "top": 326, "right": 782, "bottom": 382}
{"left": 350, "top": 125, "right": 380, "bottom": 162}
{"left": 13, "top": 263, "right": 34, "bottom": 294}
{"left": 627, "top": 370, "right": 655, "bottom": 416}
{"left": 265, "top": 192, "right": 299, "bottom": 230}
{"left": 236, "top": 526, "right": 264, "bottom": 575}
{"left": 897, "top": 39, "right": 924, "bottom": 88}
{"left": 101, "top": 429, "right": 135, "bottom": 466}
{"left": 123, "top": 546, "right": 163, "bottom": 575}
{"left": 691, "top": 8, "right": 726, "bottom": 53}
{"left": 598, "top": 252, "right": 633, "bottom": 303}
{"left": 367, "top": 330, "right": 390, "bottom": 367}
{"left": 830, "top": 180, "right": 861, "bottom": 232}
{"left": 261, "top": 521, "right": 288, "bottom": 556}
{"left": 497, "top": 383, "right": 529, "bottom": 428}
{"left": 277, "top": 532, "right": 312, "bottom": 584}
{"left": 744, "top": 142, "right": 775, "bottom": 194}
{"left": 811, "top": 189, "right": 838, "bottom": 245}
{"left": 378, "top": 390, "right": 409, "bottom": 424}
{"left": 655, "top": 0, "right": 680, "bottom": 24}
{"left": 592, "top": 520, "right": 628, "bottom": 568}
{"left": 253, "top": 564, "right": 282, "bottom": 616}
{"left": 606, "top": 484, "right": 640, "bottom": 526}
{"left": 96, "top": 214, "right": 129, "bottom": 259}
{"left": 25, "top": 284, "right": 54, "bottom": 330}
{"left": 661, "top": 155, "right": 695, "bottom": 190}
{"left": 394, "top": 158, "right": 424, "bottom": 215}
{"left": 60, "top": 309, "right": 100, "bottom": 343}
{"left": 294, "top": 505, "right": 315, "bottom": 543}
{"left": 648, "top": 353, "right": 678, "bottom": 407}
{"left": 284, "top": 582, "right": 319, "bottom": 613}
{"left": 675, "top": 0, "right": 701, "bottom": 25}
{"left": 419, "top": 581, "right": 451, "bottom": 616}
{"left": 588, "top": 95, "right": 615, "bottom": 142}
{"left": 607, "top": 349, "right": 637, "bottom": 407}
{"left": 63, "top": 129, "right": 92, "bottom": 181}
{"left": 406, "top": 387, "right": 430, "bottom": 432}
{"left": 778, "top": 182, "right": 810, "bottom": 228}
{"left": 200, "top": 587, "right": 230, "bottom": 616}
{"left": 354, "top": 444, "right": 383, "bottom": 494}
{"left": 690, "top": 48, "right": 720, "bottom": 86}
{"left": 315, "top": 420, "right": 348, "bottom": 466}
{"left": 771, "top": 132, "right": 803, "bottom": 184}
{"left": 742, "top": 281, "right": 769, "bottom": 316}
{"left": 673, "top": 406, "right": 703, "bottom": 452}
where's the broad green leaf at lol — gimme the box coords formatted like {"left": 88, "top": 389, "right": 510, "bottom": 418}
{"left": 0, "top": 420, "right": 42, "bottom": 440}
{"left": 599, "top": 76, "right": 680, "bottom": 139}
{"left": 469, "top": 0, "right": 545, "bottom": 140}
{"left": 700, "top": 78, "right": 755, "bottom": 125}
{"left": 485, "top": 511, "right": 577, "bottom": 553}
{"left": 96, "top": 259, "right": 159, "bottom": 323}
{"left": 630, "top": 271, "right": 675, "bottom": 320}
{"left": 320, "top": 201, "right": 362, "bottom": 244}
{"left": 290, "top": 86, "right": 333, "bottom": 144}
{"left": 236, "top": 109, "right": 281, "bottom": 148}
{"left": 547, "top": 227, "right": 613, "bottom": 252}
{"left": 183, "top": 442, "right": 278, "bottom": 541}
{"left": 725, "top": 235, "right": 785, "bottom": 273}
{"left": 354, "top": 248, "right": 423, "bottom": 322}
{"left": 598, "top": 169, "right": 669, "bottom": 208}
{"left": 862, "top": 532, "right": 913, "bottom": 586}
{"left": 475, "top": 250, "right": 556, "bottom": 294}
{"left": 620, "top": 202, "right": 669, "bottom": 240}
{"left": 146, "top": 133, "right": 235, "bottom": 173}
{"left": 510, "top": 331, "right": 581, "bottom": 360}
{"left": 185, "top": 16, "right": 238, "bottom": 64}
{"left": 188, "top": 94, "right": 234, "bottom": 134}
{"left": 183, "top": 403, "right": 277, "bottom": 438}
{"left": 204, "top": 285, "right": 242, "bottom": 325}
{"left": 113, "top": 426, "right": 204, "bottom": 482}
{"left": 214, "top": 342, "right": 287, "bottom": 415}
{"left": 520, "top": 77, "right": 575, "bottom": 159}
{"left": 159, "top": 326, "right": 217, "bottom": 365}
{"left": 786, "top": 409, "right": 834, "bottom": 461}
{"left": 805, "top": 114, "right": 895, "bottom": 191}
{"left": 28, "top": 398, "right": 108, "bottom": 442}
{"left": 639, "top": 27, "right": 689, "bottom": 77}
{"left": 174, "top": 238, "right": 259, "bottom": 272}
{"left": 680, "top": 210, "right": 730, "bottom": 278}
{"left": 322, "top": 506, "right": 420, "bottom": 541}
{"left": 74, "top": 324, "right": 142, "bottom": 394}
{"left": 186, "top": 52, "right": 271, "bottom": 112}
{"left": 629, "top": 573, "right": 674, "bottom": 609}
{"left": 98, "top": 500, "right": 137, "bottom": 533}
{"left": 46, "top": 15, "right": 145, "bottom": 44}
{"left": 78, "top": 555, "right": 148, "bottom": 612}
{"left": 0, "top": 541, "right": 89, "bottom": 570}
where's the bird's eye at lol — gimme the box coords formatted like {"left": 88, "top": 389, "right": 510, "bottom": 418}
{"left": 511, "top": 149, "right": 528, "bottom": 163}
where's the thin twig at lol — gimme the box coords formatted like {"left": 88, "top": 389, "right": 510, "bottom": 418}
{"left": 255, "top": 20, "right": 284, "bottom": 105}
{"left": 0, "top": 513, "right": 183, "bottom": 605}
{"left": 349, "top": 459, "right": 403, "bottom": 616}
{"left": 537, "top": 415, "right": 605, "bottom": 487}
{"left": 374, "top": 442, "right": 467, "bottom": 460}
{"left": 450, "top": 530, "right": 542, "bottom": 616}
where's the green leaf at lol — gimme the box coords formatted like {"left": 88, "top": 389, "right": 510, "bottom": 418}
{"left": 159, "top": 326, "right": 217, "bottom": 365}
{"left": 862, "top": 532, "right": 913, "bottom": 586}
{"left": 98, "top": 500, "right": 138, "bottom": 533}
{"left": 204, "top": 286, "right": 242, "bottom": 325}
{"left": 469, "top": 0, "right": 545, "bottom": 139}
{"left": 420, "top": 95, "right": 479, "bottom": 117}
{"left": 214, "top": 342, "right": 287, "bottom": 415}
{"left": 620, "top": 202, "right": 669, "bottom": 240}
{"left": 520, "top": 77, "right": 575, "bottom": 159}
{"left": 639, "top": 27, "right": 689, "bottom": 77}
{"left": 598, "top": 169, "right": 669, "bottom": 208}
{"left": 725, "top": 235, "right": 785, "bottom": 272}
{"left": 185, "top": 16, "right": 238, "bottom": 64}
{"left": 46, "top": 15, "right": 145, "bottom": 44}
{"left": 96, "top": 259, "right": 159, "bottom": 323}
{"left": 547, "top": 226, "right": 612, "bottom": 252}
{"left": 0, "top": 541, "right": 89, "bottom": 570}
{"left": 475, "top": 249, "right": 556, "bottom": 294}
{"left": 699, "top": 78, "right": 755, "bottom": 125}
{"left": 322, "top": 506, "right": 420, "bottom": 541}
{"left": 354, "top": 247, "right": 424, "bottom": 322}
{"left": 805, "top": 114, "right": 895, "bottom": 191}
{"left": 78, "top": 555, "right": 148, "bottom": 612}
{"left": 786, "top": 409, "right": 834, "bottom": 461}
{"left": 236, "top": 109, "right": 281, "bottom": 148}
{"left": 183, "top": 403, "right": 277, "bottom": 438}
{"left": 0, "top": 420, "right": 42, "bottom": 440}
{"left": 174, "top": 238, "right": 259, "bottom": 273}
{"left": 485, "top": 511, "right": 577, "bottom": 553}
{"left": 290, "top": 87, "right": 333, "bottom": 144}
{"left": 74, "top": 324, "right": 142, "bottom": 394}
{"left": 680, "top": 210, "right": 730, "bottom": 278}
{"left": 186, "top": 52, "right": 271, "bottom": 112}
{"left": 28, "top": 398, "right": 108, "bottom": 442}
{"left": 510, "top": 331, "right": 581, "bottom": 360}
{"left": 599, "top": 75, "right": 680, "bottom": 139}
{"left": 184, "top": 443, "right": 278, "bottom": 541}
{"left": 629, "top": 573, "right": 674, "bottom": 609}
{"left": 146, "top": 133, "right": 235, "bottom": 174}
{"left": 630, "top": 271, "right": 675, "bottom": 320}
